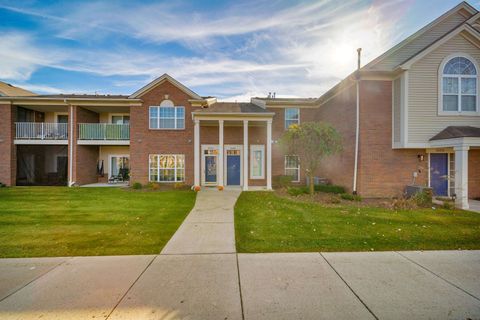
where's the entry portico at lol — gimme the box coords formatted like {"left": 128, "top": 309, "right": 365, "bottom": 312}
{"left": 192, "top": 102, "right": 274, "bottom": 190}
{"left": 430, "top": 126, "right": 480, "bottom": 210}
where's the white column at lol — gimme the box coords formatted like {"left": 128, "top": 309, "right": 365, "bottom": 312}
{"left": 266, "top": 119, "right": 272, "bottom": 190}
{"left": 454, "top": 145, "right": 469, "bottom": 210}
{"left": 243, "top": 120, "right": 249, "bottom": 191}
{"left": 194, "top": 119, "right": 200, "bottom": 187}
{"left": 218, "top": 120, "right": 224, "bottom": 187}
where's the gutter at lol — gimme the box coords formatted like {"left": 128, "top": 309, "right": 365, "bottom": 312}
{"left": 353, "top": 48, "right": 362, "bottom": 194}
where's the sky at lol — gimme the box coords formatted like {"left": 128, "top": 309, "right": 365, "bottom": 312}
{"left": 0, "top": 0, "right": 476, "bottom": 101}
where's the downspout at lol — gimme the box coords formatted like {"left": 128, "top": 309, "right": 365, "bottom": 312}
{"left": 68, "top": 102, "right": 75, "bottom": 187}
{"left": 352, "top": 48, "right": 362, "bottom": 195}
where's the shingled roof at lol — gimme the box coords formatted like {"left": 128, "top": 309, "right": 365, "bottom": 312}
{"left": 430, "top": 126, "right": 480, "bottom": 140}
{"left": 197, "top": 102, "right": 271, "bottom": 113}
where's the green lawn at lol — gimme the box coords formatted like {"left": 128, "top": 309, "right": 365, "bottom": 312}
{"left": 0, "top": 187, "right": 196, "bottom": 258}
{"left": 235, "top": 192, "right": 480, "bottom": 253}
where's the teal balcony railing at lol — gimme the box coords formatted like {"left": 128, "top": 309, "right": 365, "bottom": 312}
{"left": 78, "top": 123, "right": 130, "bottom": 140}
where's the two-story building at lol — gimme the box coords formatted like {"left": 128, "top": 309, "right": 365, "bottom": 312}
{"left": 0, "top": 2, "right": 479, "bottom": 209}
{"left": 0, "top": 75, "right": 316, "bottom": 192}
{"left": 317, "top": 1, "right": 480, "bottom": 210}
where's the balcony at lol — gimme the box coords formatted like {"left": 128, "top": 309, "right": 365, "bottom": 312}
{"left": 78, "top": 123, "right": 130, "bottom": 145}
{"left": 15, "top": 122, "right": 68, "bottom": 144}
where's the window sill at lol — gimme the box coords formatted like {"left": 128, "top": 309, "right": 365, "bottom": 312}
{"left": 438, "top": 111, "right": 480, "bottom": 116}
{"left": 250, "top": 176, "right": 265, "bottom": 180}
{"left": 149, "top": 128, "right": 186, "bottom": 130}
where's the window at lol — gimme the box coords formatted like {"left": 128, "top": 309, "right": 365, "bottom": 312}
{"left": 149, "top": 154, "right": 185, "bottom": 182}
{"left": 250, "top": 145, "right": 264, "bottom": 179}
{"left": 111, "top": 115, "right": 130, "bottom": 124}
{"left": 149, "top": 106, "right": 185, "bottom": 129}
{"left": 285, "top": 108, "right": 300, "bottom": 128}
{"left": 110, "top": 156, "right": 129, "bottom": 180}
{"left": 441, "top": 56, "right": 478, "bottom": 113}
{"left": 285, "top": 155, "right": 300, "bottom": 182}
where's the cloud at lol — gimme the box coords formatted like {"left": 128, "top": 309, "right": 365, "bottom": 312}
{"left": 0, "top": 33, "right": 59, "bottom": 80}
{"left": 0, "top": 0, "right": 414, "bottom": 99}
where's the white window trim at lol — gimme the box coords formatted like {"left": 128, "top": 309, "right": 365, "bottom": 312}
{"left": 148, "top": 106, "right": 185, "bottom": 130}
{"left": 110, "top": 113, "right": 130, "bottom": 124}
{"left": 108, "top": 154, "right": 129, "bottom": 178}
{"left": 438, "top": 53, "right": 480, "bottom": 116}
{"left": 284, "top": 108, "right": 300, "bottom": 129}
{"left": 284, "top": 155, "right": 300, "bottom": 183}
{"left": 148, "top": 154, "right": 185, "bottom": 183}
{"left": 250, "top": 145, "right": 265, "bottom": 179}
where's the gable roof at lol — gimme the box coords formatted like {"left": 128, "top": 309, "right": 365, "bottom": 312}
{"left": 364, "top": 1, "right": 477, "bottom": 72}
{"left": 0, "top": 81, "right": 37, "bottom": 97}
{"left": 129, "top": 73, "right": 202, "bottom": 99}
{"left": 317, "top": 2, "right": 479, "bottom": 105}
{"left": 430, "top": 126, "right": 480, "bottom": 140}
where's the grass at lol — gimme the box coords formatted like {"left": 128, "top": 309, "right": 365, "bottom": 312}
{"left": 0, "top": 187, "right": 196, "bottom": 258}
{"left": 235, "top": 192, "right": 480, "bottom": 253}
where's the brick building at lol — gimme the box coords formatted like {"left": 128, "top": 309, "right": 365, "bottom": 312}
{"left": 0, "top": 2, "right": 479, "bottom": 209}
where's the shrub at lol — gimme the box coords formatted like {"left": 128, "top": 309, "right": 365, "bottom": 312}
{"left": 131, "top": 182, "right": 142, "bottom": 190}
{"left": 314, "top": 184, "right": 345, "bottom": 194}
{"left": 328, "top": 195, "right": 341, "bottom": 204}
{"left": 274, "top": 175, "right": 293, "bottom": 188}
{"left": 441, "top": 200, "right": 455, "bottom": 210}
{"left": 412, "top": 189, "right": 432, "bottom": 208}
{"left": 340, "top": 193, "right": 362, "bottom": 201}
{"left": 0, "top": 182, "right": 6, "bottom": 188}
{"left": 173, "top": 182, "right": 189, "bottom": 190}
{"left": 150, "top": 182, "right": 161, "bottom": 190}
{"left": 287, "top": 186, "right": 309, "bottom": 196}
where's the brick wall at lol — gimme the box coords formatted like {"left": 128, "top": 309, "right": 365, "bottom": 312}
{"left": 130, "top": 81, "right": 198, "bottom": 185}
{"left": 72, "top": 106, "right": 99, "bottom": 185}
{"left": 315, "top": 83, "right": 357, "bottom": 191}
{"left": 0, "top": 104, "right": 15, "bottom": 186}
{"left": 469, "top": 149, "right": 480, "bottom": 199}
{"left": 358, "top": 80, "right": 427, "bottom": 197}
{"left": 268, "top": 106, "right": 318, "bottom": 184}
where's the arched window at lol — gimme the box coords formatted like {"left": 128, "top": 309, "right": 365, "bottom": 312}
{"left": 441, "top": 56, "right": 477, "bottom": 113}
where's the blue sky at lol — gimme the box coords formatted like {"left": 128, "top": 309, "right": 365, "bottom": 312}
{"left": 0, "top": 0, "right": 475, "bottom": 100}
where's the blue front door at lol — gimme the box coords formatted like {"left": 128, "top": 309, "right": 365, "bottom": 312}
{"left": 227, "top": 155, "right": 241, "bottom": 185}
{"left": 430, "top": 153, "right": 448, "bottom": 196}
{"left": 205, "top": 155, "right": 217, "bottom": 183}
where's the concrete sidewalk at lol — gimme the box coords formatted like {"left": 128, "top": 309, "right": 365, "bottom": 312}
{"left": 0, "top": 251, "right": 479, "bottom": 319}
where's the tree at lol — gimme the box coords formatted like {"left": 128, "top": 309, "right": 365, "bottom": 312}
{"left": 279, "top": 122, "right": 342, "bottom": 195}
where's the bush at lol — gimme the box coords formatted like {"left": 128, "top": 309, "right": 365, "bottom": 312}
{"left": 442, "top": 201, "right": 455, "bottom": 210}
{"left": 287, "top": 186, "right": 309, "bottom": 196}
{"left": 174, "top": 182, "right": 189, "bottom": 190}
{"left": 412, "top": 189, "right": 432, "bottom": 208}
{"left": 314, "top": 184, "right": 345, "bottom": 194}
{"left": 0, "top": 182, "right": 6, "bottom": 188}
{"left": 340, "top": 193, "right": 362, "bottom": 201}
{"left": 274, "top": 175, "right": 293, "bottom": 188}
{"left": 131, "top": 182, "right": 142, "bottom": 190}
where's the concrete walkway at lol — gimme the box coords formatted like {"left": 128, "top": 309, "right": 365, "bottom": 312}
{"left": 161, "top": 187, "right": 241, "bottom": 254}
{"left": 1, "top": 190, "right": 480, "bottom": 319}
{"left": 470, "top": 200, "right": 480, "bottom": 212}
